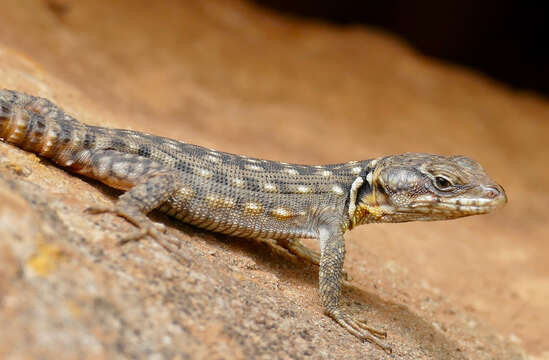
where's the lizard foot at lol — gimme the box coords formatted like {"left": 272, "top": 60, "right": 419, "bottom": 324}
{"left": 327, "top": 308, "right": 391, "bottom": 353}
{"left": 85, "top": 204, "right": 166, "bottom": 244}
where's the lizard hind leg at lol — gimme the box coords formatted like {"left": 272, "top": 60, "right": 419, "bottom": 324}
{"left": 86, "top": 200, "right": 167, "bottom": 244}
{"left": 80, "top": 150, "right": 184, "bottom": 244}
{"left": 276, "top": 238, "right": 320, "bottom": 266}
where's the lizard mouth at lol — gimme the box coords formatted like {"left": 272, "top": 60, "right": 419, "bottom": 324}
{"left": 448, "top": 183, "right": 507, "bottom": 213}
{"left": 398, "top": 184, "right": 508, "bottom": 217}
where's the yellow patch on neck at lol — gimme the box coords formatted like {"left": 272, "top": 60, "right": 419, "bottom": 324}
{"left": 361, "top": 193, "right": 384, "bottom": 216}
{"left": 350, "top": 193, "right": 388, "bottom": 227}
{"left": 363, "top": 204, "right": 385, "bottom": 218}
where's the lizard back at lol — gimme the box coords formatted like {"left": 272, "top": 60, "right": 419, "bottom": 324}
{"left": 0, "top": 89, "right": 372, "bottom": 240}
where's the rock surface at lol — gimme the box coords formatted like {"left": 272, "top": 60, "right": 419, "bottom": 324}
{"left": 0, "top": 1, "right": 546, "bottom": 359}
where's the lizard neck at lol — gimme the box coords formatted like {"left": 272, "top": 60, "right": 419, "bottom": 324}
{"left": 345, "top": 160, "right": 392, "bottom": 229}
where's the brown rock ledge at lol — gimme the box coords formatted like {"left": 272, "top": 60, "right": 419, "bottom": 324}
{"left": 1, "top": 1, "right": 546, "bottom": 359}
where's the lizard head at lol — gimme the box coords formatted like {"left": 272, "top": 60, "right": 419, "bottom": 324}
{"left": 351, "top": 153, "right": 507, "bottom": 225}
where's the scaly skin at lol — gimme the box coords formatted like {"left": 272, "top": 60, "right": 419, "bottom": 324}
{"left": 0, "top": 89, "right": 507, "bottom": 352}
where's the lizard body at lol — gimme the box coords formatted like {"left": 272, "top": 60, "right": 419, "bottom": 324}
{"left": 0, "top": 89, "right": 507, "bottom": 352}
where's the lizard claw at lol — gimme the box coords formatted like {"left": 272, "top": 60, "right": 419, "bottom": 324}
{"left": 327, "top": 308, "right": 391, "bottom": 353}
{"left": 85, "top": 204, "right": 167, "bottom": 244}
{"left": 115, "top": 222, "right": 166, "bottom": 245}
{"left": 85, "top": 203, "right": 189, "bottom": 263}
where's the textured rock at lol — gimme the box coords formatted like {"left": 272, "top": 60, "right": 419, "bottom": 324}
{"left": 0, "top": 0, "right": 546, "bottom": 359}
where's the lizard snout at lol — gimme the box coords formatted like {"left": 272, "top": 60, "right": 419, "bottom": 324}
{"left": 481, "top": 184, "right": 507, "bottom": 206}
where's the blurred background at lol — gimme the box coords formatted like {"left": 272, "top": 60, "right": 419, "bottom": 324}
{"left": 254, "top": 0, "right": 549, "bottom": 97}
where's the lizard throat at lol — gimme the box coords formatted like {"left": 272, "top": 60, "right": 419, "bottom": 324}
{"left": 350, "top": 191, "right": 395, "bottom": 227}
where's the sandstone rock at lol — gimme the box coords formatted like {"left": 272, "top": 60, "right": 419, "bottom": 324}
{"left": 1, "top": 1, "right": 545, "bottom": 359}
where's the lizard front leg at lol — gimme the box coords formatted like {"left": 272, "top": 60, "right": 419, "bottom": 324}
{"left": 276, "top": 238, "right": 350, "bottom": 280}
{"left": 318, "top": 225, "right": 391, "bottom": 353}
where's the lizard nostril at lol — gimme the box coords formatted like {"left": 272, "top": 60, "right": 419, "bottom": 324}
{"left": 482, "top": 185, "right": 504, "bottom": 200}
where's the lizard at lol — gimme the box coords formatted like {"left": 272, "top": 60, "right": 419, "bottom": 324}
{"left": 0, "top": 89, "right": 507, "bottom": 353}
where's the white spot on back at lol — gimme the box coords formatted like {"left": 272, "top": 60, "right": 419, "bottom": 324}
{"left": 72, "top": 134, "right": 82, "bottom": 145}
{"left": 331, "top": 184, "right": 344, "bottom": 196}
{"left": 165, "top": 141, "right": 181, "bottom": 151}
{"left": 351, "top": 166, "right": 362, "bottom": 174}
{"left": 231, "top": 178, "right": 246, "bottom": 188}
{"left": 263, "top": 183, "right": 278, "bottom": 192}
{"left": 283, "top": 168, "right": 299, "bottom": 176}
{"left": 133, "top": 163, "right": 144, "bottom": 175}
{"left": 112, "top": 162, "right": 130, "bottom": 176}
{"left": 95, "top": 156, "right": 111, "bottom": 178}
{"left": 296, "top": 185, "right": 312, "bottom": 193}
{"left": 206, "top": 154, "right": 221, "bottom": 163}
{"left": 320, "top": 170, "right": 332, "bottom": 177}
{"left": 197, "top": 168, "right": 213, "bottom": 178}
{"left": 245, "top": 164, "right": 264, "bottom": 171}
{"left": 128, "top": 143, "right": 139, "bottom": 151}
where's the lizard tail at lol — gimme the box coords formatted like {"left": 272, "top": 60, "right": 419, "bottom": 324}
{"left": 0, "top": 89, "right": 89, "bottom": 164}
{"left": 0, "top": 89, "right": 55, "bottom": 154}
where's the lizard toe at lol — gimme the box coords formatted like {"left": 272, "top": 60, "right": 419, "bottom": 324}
{"left": 86, "top": 203, "right": 166, "bottom": 243}
{"left": 327, "top": 308, "right": 391, "bottom": 353}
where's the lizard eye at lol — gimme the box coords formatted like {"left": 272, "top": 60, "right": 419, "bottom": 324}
{"left": 434, "top": 176, "right": 453, "bottom": 190}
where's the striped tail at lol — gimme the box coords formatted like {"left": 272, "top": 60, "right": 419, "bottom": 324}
{"left": 0, "top": 89, "right": 89, "bottom": 166}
